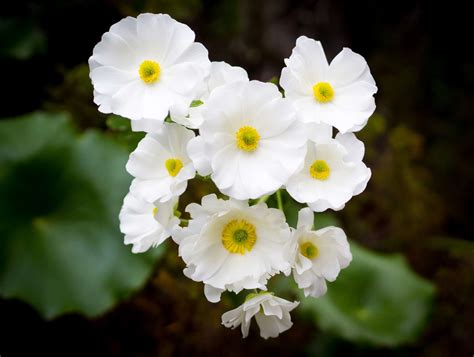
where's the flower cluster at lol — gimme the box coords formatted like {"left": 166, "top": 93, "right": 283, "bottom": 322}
{"left": 90, "top": 13, "right": 376, "bottom": 339}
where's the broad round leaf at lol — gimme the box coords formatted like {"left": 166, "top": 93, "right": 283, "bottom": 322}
{"left": 299, "top": 242, "right": 435, "bottom": 346}
{"left": 0, "top": 112, "right": 163, "bottom": 319}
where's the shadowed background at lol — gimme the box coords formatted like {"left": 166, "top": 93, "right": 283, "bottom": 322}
{"left": 1, "top": 0, "right": 473, "bottom": 356}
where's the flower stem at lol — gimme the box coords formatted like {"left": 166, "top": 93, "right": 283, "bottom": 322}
{"left": 256, "top": 195, "right": 270, "bottom": 204}
{"left": 196, "top": 174, "right": 211, "bottom": 181}
{"left": 276, "top": 189, "right": 284, "bottom": 211}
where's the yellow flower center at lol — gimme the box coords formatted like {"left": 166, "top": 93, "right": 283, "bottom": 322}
{"left": 165, "top": 158, "right": 183, "bottom": 177}
{"left": 152, "top": 207, "right": 158, "bottom": 216}
{"left": 312, "top": 82, "right": 334, "bottom": 103}
{"left": 236, "top": 126, "right": 260, "bottom": 152}
{"left": 221, "top": 219, "right": 257, "bottom": 255}
{"left": 300, "top": 241, "right": 319, "bottom": 259}
{"left": 139, "top": 60, "right": 161, "bottom": 84}
{"left": 309, "top": 160, "right": 330, "bottom": 180}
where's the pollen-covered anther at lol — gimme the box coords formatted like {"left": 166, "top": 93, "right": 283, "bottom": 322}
{"left": 139, "top": 60, "right": 161, "bottom": 84}
{"left": 309, "top": 160, "right": 330, "bottom": 180}
{"left": 165, "top": 158, "right": 183, "bottom": 177}
{"left": 300, "top": 241, "right": 319, "bottom": 259}
{"left": 222, "top": 219, "right": 257, "bottom": 254}
{"left": 236, "top": 126, "right": 260, "bottom": 152}
{"left": 312, "top": 82, "right": 334, "bottom": 103}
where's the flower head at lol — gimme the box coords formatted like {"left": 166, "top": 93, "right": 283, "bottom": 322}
{"left": 222, "top": 292, "right": 299, "bottom": 339}
{"left": 173, "top": 61, "right": 249, "bottom": 129}
{"left": 119, "top": 191, "right": 179, "bottom": 253}
{"left": 89, "top": 13, "right": 211, "bottom": 131}
{"left": 292, "top": 208, "right": 352, "bottom": 297}
{"left": 280, "top": 36, "right": 377, "bottom": 133}
{"left": 173, "top": 194, "right": 295, "bottom": 302}
{"left": 126, "top": 123, "right": 196, "bottom": 203}
{"left": 286, "top": 132, "right": 371, "bottom": 211}
{"left": 187, "top": 80, "right": 307, "bottom": 199}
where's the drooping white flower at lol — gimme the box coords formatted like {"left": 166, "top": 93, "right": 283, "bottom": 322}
{"left": 280, "top": 36, "right": 377, "bottom": 133}
{"left": 292, "top": 208, "right": 352, "bottom": 297}
{"left": 187, "top": 80, "right": 307, "bottom": 199}
{"left": 173, "top": 194, "right": 295, "bottom": 302}
{"left": 119, "top": 191, "right": 179, "bottom": 253}
{"left": 286, "top": 132, "right": 371, "bottom": 212}
{"left": 172, "top": 61, "right": 249, "bottom": 129}
{"left": 126, "top": 123, "right": 196, "bottom": 203}
{"left": 221, "top": 292, "right": 299, "bottom": 339}
{"left": 89, "top": 13, "right": 210, "bottom": 131}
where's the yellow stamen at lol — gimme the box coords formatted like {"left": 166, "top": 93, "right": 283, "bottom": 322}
{"left": 236, "top": 126, "right": 260, "bottom": 152}
{"left": 309, "top": 160, "right": 330, "bottom": 180}
{"left": 222, "top": 219, "right": 257, "bottom": 255}
{"left": 312, "top": 82, "right": 334, "bottom": 103}
{"left": 139, "top": 60, "right": 161, "bottom": 84}
{"left": 300, "top": 241, "right": 319, "bottom": 259}
{"left": 165, "top": 158, "right": 183, "bottom": 177}
{"left": 152, "top": 207, "right": 158, "bottom": 216}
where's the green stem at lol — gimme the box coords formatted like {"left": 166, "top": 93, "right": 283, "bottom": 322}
{"left": 276, "top": 189, "right": 284, "bottom": 211}
{"left": 180, "top": 218, "right": 189, "bottom": 225}
{"left": 256, "top": 195, "right": 270, "bottom": 204}
{"left": 196, "top": 174, "right": 210, "bottom": 181}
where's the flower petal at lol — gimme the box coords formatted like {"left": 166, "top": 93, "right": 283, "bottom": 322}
{"left": 329, "top": 47, "right": 376, "bottom": 87}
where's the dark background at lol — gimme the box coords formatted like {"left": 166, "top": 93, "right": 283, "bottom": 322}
{"left": 1, "top": 0, "right": 473, "bottom": 355}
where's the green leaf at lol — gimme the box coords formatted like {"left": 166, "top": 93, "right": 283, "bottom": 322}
{"left": 190, "top": 100, "right": 204, "bottom": 107}
{"left": 281, "top": 191, "right": 304, "bottom": 228}
{"left": 105, "top": 114, "right": 144, "bottom": 153}
{"left": 299, "top": 242, "right": 435, "bottom": 346}
{"left": 0, "top": 112, "right": 163, "bottom": 319}
{"left": 314, "top": 212, "right": 340, "bottom": 230}
{"left": 106, "top": 114, "right": 131, "bottom": 131}
{"left": 267, "top": 76, "right": 279, "bottom": 85}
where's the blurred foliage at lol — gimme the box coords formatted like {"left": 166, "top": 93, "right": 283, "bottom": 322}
{"left": 343, "top": 113, "right": 444, "bottom": 250}
{"left": 0, "top": 112, "right": 163, "bottom": 319}
{"left": 299, "top": 242, "right": 435, "bottom": 346}
{"left": 0, "top": 17, "right": 46, "bottom": 60}
{"left": 45, "top": 64, "right": 105, "bottom": 130}
{"left": 105, "top": 114, "right": 145, "bottom": 152}
{"left": 272, "top": 199, "right": 435, "bottom": 346}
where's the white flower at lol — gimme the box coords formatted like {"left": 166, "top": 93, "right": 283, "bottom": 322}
{"left": 187, "top": 80, "right": 307, "bottom": 199}
{"left": 172, "top": 61, "right": 249, "bottom": 129}
{"left": 306, "top": 121, "right": 333, "bottom": 143}
{"left": 126, "top": 123, "right": 195, "bottom": 203}
{"left": 280, "top": 36, "right": 377, "bottom": 133}
{"left": 222, "top": 292, "right": 299, "bottom": 339}
{"left": 292, "top": 208, "right": 352, "bottom": 297}
{"left": 173, "top": 194, "right": 295, "bottom": 302}
{"left": 89, "top": 13, "right": 210, "bottom": 130}
{"left": 286, "top": 132, "right": 371, "bottom": 212}
{"left": 119, "top": 191, "right": 179, "bottom": 253}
